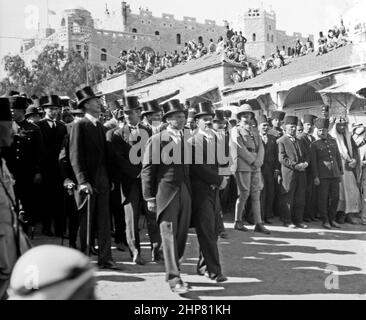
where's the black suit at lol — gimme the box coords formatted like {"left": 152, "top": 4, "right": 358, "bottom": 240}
{"left": 260, "top": 134, "right": 280, "bottom": 220}
{"left": 141, "top": 129, "right": 191, "bottom": 287}
{"left": 298, "top": 132, "right": 316, "bottom": 220}
{"left": 2, "top": 120, "right": 44, "bottom": 227}
{"left": 189, "top": 131, "right": 224, "bottom": 277}
{"left": 69, "top": 116, "right": 112, "bottom": 264}
{"left": 278, "top": 135, "right": 309, "bottom": 225}
{"left": 38, "top": 119, "right": 67, "bottom": 235}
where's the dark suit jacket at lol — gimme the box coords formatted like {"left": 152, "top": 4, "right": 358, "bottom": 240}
{"left": 141, "top": 130, "right": 191, "bottom": 219}
{"left": 188, "top": 132, "right": 223, "bottom": 216}
{"left": 261, "top": 134, "right": 280, "bottom": 176}
{"left": 38, "top": 119, "right": 67, "bottom": 180}
{"left": 278, "top": 135, "right": 309, "bottom": 193}
{"left": 106, "top": 126, "right": 141, "bottom": 204}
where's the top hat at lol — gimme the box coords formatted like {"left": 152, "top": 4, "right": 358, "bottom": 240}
{"left": 187, "top": 109, "right": 196, "bottom": 120}
{"left": 303, "top": 114, "right": 316, "bottom": 124}
{"left": 75, "top": 87, "right": 101, "bottom": 108}
{"left": 6, "top": 90, "right": 20, "bottom": 97}
{"left": 314, "top": 118, "right": 330, "bottom": 130}
{"left": 40, "top": 95, "right": 62, "bottom": 108}
{"left": 0, "top": 97, "right": 12, "bottom": 121}
{"left": 236, "top": 104, "right": 254, "bottom": 120}
{"left": 25, "top": 105, "right": 43, "bottom": 118}
{"left": 123, "top": 96, "right": 140, "bottom": 111}
{"left": 161, "top": 99, "right": 185, "bottom": 120}
{"left": 141, "top": 99, "right": 161, "bottom": 116}
{"left": 257, "top": 114, "right": 268, "bottom": 125}
{"left": 271, "top": 110, "right": 286, "bottom": 121}
{"left": 9, "top": 96, "right": 28, "bottom": 110}
{"left": 284, "top": 116, "right": 298, "bottom": 126}
{"left": 193, "top": 102, "right": 215, "bottom": 119}
{"left": 213, "top": 110, "right": 225, "bottom": 123}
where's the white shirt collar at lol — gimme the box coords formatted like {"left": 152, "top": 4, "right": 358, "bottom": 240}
{"left": 166, "top": 126, "right": 181, "bottom": 137}
{"left": 198, "top": 128, "right": 214, "bottom": 139}
{"left": 85, "top": 113, "right": 99, "bottom": 126}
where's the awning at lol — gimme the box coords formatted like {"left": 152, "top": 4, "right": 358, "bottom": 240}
{"left": 318, "top": 83, "right": 366, "bottom": 99}
{"left": 139, "top": 89, "right": 179, "bottom": 103}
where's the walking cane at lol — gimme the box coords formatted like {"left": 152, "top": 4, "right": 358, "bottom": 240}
{"left": 86, "top": 193, "right": 91, "bottom": 257}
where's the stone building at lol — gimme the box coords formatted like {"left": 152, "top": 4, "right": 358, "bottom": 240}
{"left": 240, "top": 8, "right": 314, "bottom": 58}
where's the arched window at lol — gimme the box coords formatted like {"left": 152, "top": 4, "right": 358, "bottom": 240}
{"left": 61, "top": 18, "right": 66, "bottom": 27}
{"left": 101, "top": 48, "right": 107, "bottom": 61}
{"left": 132, "top": 28, "right": 137, "bottom": 33}
{"left": 155, "top": 31, "right": 160, "bottom": 36}
{"left": 271, "top": 35, "right": 274, "bottom": 43}
{"left": 198, "top": 36, "right": 203, "bottom": 43}
{"left": 252, "top": 33, "right": 256, "bottom": 42}
{"left": 176, "top": 33, "right": 181, "bottom": 45}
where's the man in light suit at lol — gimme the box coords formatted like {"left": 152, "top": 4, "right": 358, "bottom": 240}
{"left": 69, "top": 86, "right": 118, "bottom": 270}
{"left": 278, "top": 116, "right": 309, "bottom": 228}
{"left": 188, "top": 102, "right": 228, "bottom": 283}
{"left": 141, "top": 99, "right": 192, "bottom": 294}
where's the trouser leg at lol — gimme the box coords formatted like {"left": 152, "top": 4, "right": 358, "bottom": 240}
{"left": 79, "top": 194, "right": 96, "bottom": 254}
{"left": 144, "top": 201, "right": 162, "bottom": 250}
{"left": 124, "top": 182, "right": 141, "bottom": 254}
{"left": 318, "top": 179, "right": 330, "bottom": 224}
{"left": 176, "top": 183, "right": 191, "bottom": 261}
{"left": 293, "top": 173, "right": 306, "bottom": 225}
{"left": 251, "top": 191, "right": 262, "bottom": 224}
{"left": 328, "top": 179, "right": 340, "bottom": 222}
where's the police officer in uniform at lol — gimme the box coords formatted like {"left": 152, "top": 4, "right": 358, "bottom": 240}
{"left": 310, "top": 118, "right": 343, "bottom": 230}
{"left": 2, "top": 96, "right": 44, "bottom": 235}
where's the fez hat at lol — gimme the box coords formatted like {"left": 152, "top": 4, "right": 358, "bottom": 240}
{"left": 223, "top": 110, "right": 232, "bottom": 118}
{"left": 123, "top": 96, "right": 140, "bottom": 111}
{"left": 284, "top": 116, "right": 298, "bottom": 125}
{"left": 75, "top": 87, "right": 101, "bottom": 108}
{"left": 236, "top": 104, "right": 254, "bottom": 120}
{"left": 187, "top": 109, "right": 196, "bottom": 120}
{"left": 303, "top": 114, "right": 316, "bottom": 124}
{"left": 257, "top": 114, "right": 268, "bottom": 125}
{"left": 9, "top": 96, "right": 28, "bottom": 110}
{"left": 25, "top": 106, "right": 43, "bottom": 118}
{"left": 161, "top": 99, "right": 185, "bottom": 120}
{"left": 271, "top": 110, "right": 286, "bottom": 121}
{"left": 0, "top": 98, "right": 12, "bottom": 121}
{"left": 213, "top": 110, "right": 225, "bottom": 123}
{"left": 193, "top": 101, "right": 215, "bottom": 119}
{"left": 297, "top": 119, "right": 303, "bottom": 127}
{"left": 141, "top": 99, "right": 161, "bottom": 116}
{"left": 315, "top": 118, "right": 330, "bottom": 129}
{"left": 40, "top": 95, "right": 62, "bottom": 108}
{"left": 321, "top": 105, "right": 330, "bottom": 113}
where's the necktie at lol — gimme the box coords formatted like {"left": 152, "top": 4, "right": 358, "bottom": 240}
{"left": 262, "top": 134, "right": 268, "bottom": 144}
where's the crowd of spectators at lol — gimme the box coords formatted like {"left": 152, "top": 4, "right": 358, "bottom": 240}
{"left": 316, "top": 20, "right": 349, "bottom": 56}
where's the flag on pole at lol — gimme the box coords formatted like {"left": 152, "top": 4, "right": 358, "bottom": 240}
{"left": 48, "top": 9, "right": 56, "bottom": 15}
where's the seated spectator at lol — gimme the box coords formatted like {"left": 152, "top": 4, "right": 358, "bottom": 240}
{"left": 231, "top": 68, "right": 242, "bottom": 83}
{"left": 295, "top": 39, "right": 302, "bottom": 56}
{"left": 208, "top": 39, "right": 216, "bottom": 53}
{"left": 317, "top": 31, "right": 328, "bottom": 56}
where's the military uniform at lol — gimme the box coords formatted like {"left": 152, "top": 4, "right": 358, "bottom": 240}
{"left": 310, "top": 122, "right": 343, "bottom": 226}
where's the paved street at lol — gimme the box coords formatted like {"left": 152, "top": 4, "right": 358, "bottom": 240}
{"left": 32, "top": 213, "right": 366, "bottom": 300}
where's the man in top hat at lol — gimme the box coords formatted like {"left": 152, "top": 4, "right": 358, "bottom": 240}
{"left": 59, "top": 103, "right": 85, "bottom": 249}
{"left": 70, "top": 86, "right": 118, "bottom": 269}
{"left": 188, "top": 102, "right": 228, "bottom": 283}
{"left": 107, "top": 95, "right": 149, "bottom": 264}
{"left": 268, "top": 110, "right": 286, "bottom": 139}
{"left": 37, "top": 95, "right": 67, "bottom": 237}
{"left": 25, "top": 105, "right": 42, "bottom": 124}
{"left": 230, "top": 104, "right": 270, "bottom": 234}
{"left": 297, "top": 114, "right": 318, "bottom": 222}
{"left": 278, "top": 115, "right": 309, "bottom": 228}
{"left": 141, "top": 99, "right": 192, "bottom": 294}
{"left": 258, "top": 114, "right": 280, "bottom": 224}
{"left": 140, "top": 99, "right": 163, "bottom": 136}
{"left": 2, "top": 96, "right": 44, "bottom": 236}
{"left": 310, "top": 118, "right": 343, "bottom": 229}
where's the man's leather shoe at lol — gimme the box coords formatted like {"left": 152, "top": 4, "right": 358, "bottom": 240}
{"left": 171, "top": 282, "right": 189, "bottom": 294}
{"left": 234, "top": 221, "right": 248, "bottom": 232}
{"left": 284, "top": 223, "right": 296, "bottom": 228}
{"left": 336, "top": 212, "right": 346, "bottom": 224}
{"left": 330, "top": 221, "right": 341, "bottom": 229}
{"left": 215, "top": 274, "right": 228, "bottom": 283}
{"left": 295, "top": 224, "right": 308, "bottom": 229}
{"left": 264, "top": 219, "right": 273, "bottom": 225}
{"left": 346, "top": 215, "right": 359, "bottom": 225}
{"left": 133, "top": 253, "right": 145, "bottom": 265}
{"left": 323, "top": 222, "right": 332, "bottom": 230}
{"left": 303, "top": 218, "right": 311, "bottom": 223}
{"left": 254, "top": 223, "right": 271, "bottom": 235}
{"left": 310, "top": 217, "right": 319, "bottom": 222}
{"left": 152, "top": 249, "right": 164, "bottom": 262}
{"left": 98, "top": 260, "right": 121, "bottom": 270}
{"left": 219, "top": 232, "right": 228, "bottom": 239}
